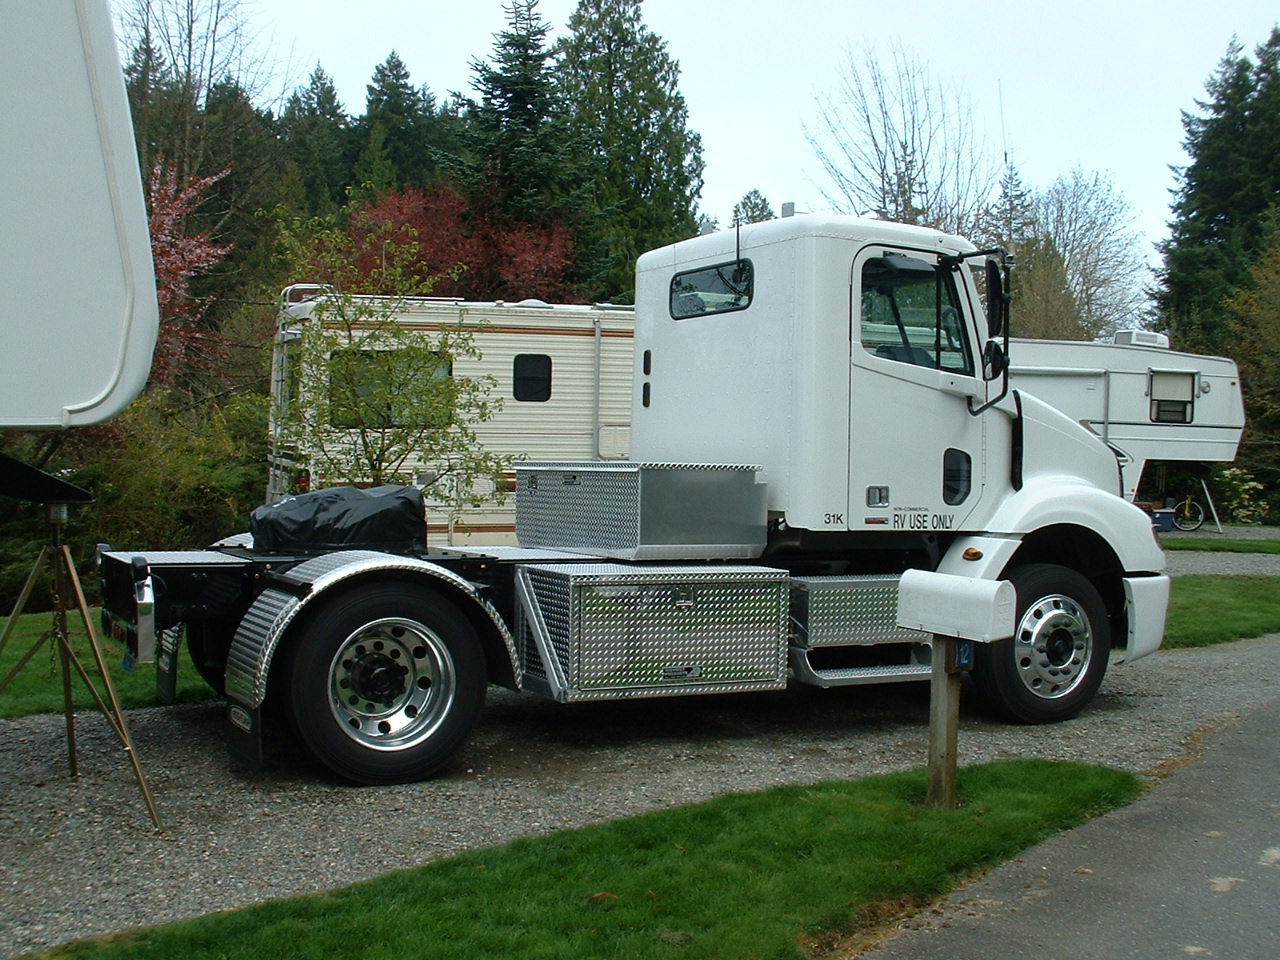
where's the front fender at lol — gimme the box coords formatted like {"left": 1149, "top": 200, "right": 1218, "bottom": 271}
{"left": 223, "top": 550, "right": 517, "bottom": 710}
{"left": 946, "top": 476, "right": 1165, "bottom": 578}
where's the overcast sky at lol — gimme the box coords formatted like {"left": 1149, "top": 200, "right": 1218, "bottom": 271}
{"left": 252, "top": 0, "right": 1278, "bottom": 264}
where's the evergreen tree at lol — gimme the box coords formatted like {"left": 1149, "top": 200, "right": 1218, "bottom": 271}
{"left": 351, "top": 122, "right": 399, "bottom": 200}
{"left": 555, "top": 0, "right": 705, "bottom": 301}
{"left": 358, "top": 52, "right": 430, "bottom": 189}
{"left": 280, "top": 65, "right": 352, "bottom": 215}
{"left": 123, "top": 24, "right": 167, "bottom": 174}
{"left": 1157, "top": 29, "right": 1280, "bottom": 353}
{"left": 978, "top": 163, "right": 1037, "bottom": 252}
{"left": 1224, "top": 213, "right": 1280, "bottom": 513}
{"left": 733, "top": 189, "right": 775, "bottom": 224}
{"left": 465, "top": 0, "right": 581, "bottom": 228}
{"left": 195, "top": 78, "right": 301, "bottom": 322}
{"left": 978, "top": 163, "right": 1074, "bottom": 338}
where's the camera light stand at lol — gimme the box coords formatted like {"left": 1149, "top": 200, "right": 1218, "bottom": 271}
{"left": 0, "top": 503, "right": 162, "bottom": 832}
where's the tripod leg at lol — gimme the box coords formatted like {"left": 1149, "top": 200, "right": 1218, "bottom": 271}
{"left": 0, "top": 630, "right": 53, "bottom": 692}
{"left": 60, "top": 546, "right": 163, "bottom": 832}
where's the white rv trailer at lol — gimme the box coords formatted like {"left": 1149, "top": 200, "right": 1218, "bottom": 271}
{"left": 1008, "top": 333, "right": 1244, "bottom": 501}
{"left": 268, "top": 285, "right": 634, "bottom": 544}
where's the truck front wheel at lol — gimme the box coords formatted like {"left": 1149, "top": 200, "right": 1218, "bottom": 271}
{"left": 279, "top": 584, "right": 486, "bottom": 784}
{"left": 972, "top": 564, "right": 1110, "bottom": 723}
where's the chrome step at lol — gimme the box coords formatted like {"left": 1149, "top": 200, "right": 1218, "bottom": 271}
{"left": 790, "top": 648, "right": 933, "bottom": 688}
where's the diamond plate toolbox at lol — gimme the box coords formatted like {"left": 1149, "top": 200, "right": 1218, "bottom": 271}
{"left": 790, "top": 575, "right": 932, "bottom": 648}
{"left": 514, "top": 462, "right": 767, "bottom": 560}
{"left": 517, "top": 563, "right": 789, "bottom": 700}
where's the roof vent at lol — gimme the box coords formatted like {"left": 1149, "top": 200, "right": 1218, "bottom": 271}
{"left": 1113, "top": 329, "right": 1169, "bottom": 348}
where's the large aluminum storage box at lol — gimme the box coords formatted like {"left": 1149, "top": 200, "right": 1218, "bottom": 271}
{"left": 515, "top": 461, "right": 767, "bottom": 560}
{"left": 516, "top": 562, "right": 788, "bottom": 701}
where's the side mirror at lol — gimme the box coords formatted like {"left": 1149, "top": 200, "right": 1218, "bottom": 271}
{"left": 983, "top": 340, "right": 1008, "bottom": 382}
{"left": 984, "top": 259, "right": 1006, "bottom": 336}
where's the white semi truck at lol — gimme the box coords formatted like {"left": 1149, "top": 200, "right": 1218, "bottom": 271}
{"left": 102, "top": 214, "right": 1181, "bottom": 784}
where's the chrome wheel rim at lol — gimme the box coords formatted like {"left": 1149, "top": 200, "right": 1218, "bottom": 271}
{"left": 327, "top": 617, "right": 457, "bottom": 751}
{"left": 1013, "top": 593, "right": 1094, "bottom": 700}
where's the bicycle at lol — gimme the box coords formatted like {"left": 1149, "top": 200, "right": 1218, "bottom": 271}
{"left": 1172, "top": 490, "right": 1205, "bottom": 531}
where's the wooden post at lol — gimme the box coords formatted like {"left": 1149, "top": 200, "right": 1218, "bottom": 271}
{"left": 927, "top": 636, "right": 962, "bottom": 808}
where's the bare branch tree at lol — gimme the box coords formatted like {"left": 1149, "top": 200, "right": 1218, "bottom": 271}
{"left": 1033, "top": 168, "right": 1148, "bottom": 339}
{"left": 119, "top": 0, "right": 291, "bottom": 183}
{"left": 805, "top": 44, "right": 998, "bottom": 236}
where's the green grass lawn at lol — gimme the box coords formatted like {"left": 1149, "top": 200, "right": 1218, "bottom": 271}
{"left": 1163, "top": 575, "right": 1280, "bottom": 648}
{"left": 33, "top": 759, "right": 1140, "bottom": 960}
{"left": 0, "top": 609, "right": 214, "bottom": 719}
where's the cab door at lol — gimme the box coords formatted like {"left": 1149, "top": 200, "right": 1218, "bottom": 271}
{"left": 848, "top": 247, "right": 989, "bottom": 534}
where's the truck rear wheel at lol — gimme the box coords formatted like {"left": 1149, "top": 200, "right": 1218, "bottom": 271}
{"left": 972, "top": 564, "right": 1110, "bottom": 723}
{"left": 279, "top": 583, "right": 486, "bottom": 784}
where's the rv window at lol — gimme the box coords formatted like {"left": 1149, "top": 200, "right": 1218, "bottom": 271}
{"left": 669, "top": 259, "right": 753, "bottom": 319}
{"left": 327, "top": 348, "right": 451, "bottom": 428}
{"left": 860, "top": 255, "right": 973, "bottom": 375}
{"left": 1149, "top": 371, "right": 1195, "bottom": 424}
{"left": 514, "top": 354, "right": 552, "bottom": 402}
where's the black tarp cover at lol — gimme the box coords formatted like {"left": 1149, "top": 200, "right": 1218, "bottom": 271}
{"left": 250, "top": 485, "right": 426, "bottom": 554}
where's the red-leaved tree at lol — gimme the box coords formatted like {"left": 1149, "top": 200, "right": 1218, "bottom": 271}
{"left": 348, "top": 184, "right": 575, "bottom": 301}
{"left": 146, "top": 159, "right": 233, "bottom": 389}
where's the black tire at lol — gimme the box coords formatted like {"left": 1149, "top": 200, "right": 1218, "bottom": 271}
{"left": 971, "top": 564, "right": 1111, "bottom": 724}
{"left": 187, "top": 621, "right": 231, "bottom": 694}
{"left": 278, "top": 583, "right": 486, "bottom": 784}
{"left": 1172, "top": 500, "right": 1205, "bottom": 531}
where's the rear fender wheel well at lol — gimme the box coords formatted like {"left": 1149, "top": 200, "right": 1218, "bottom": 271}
{"left": 266, "top": 570, "right": 515, "bottom": 708}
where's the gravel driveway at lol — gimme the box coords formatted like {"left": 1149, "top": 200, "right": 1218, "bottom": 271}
{"left": 2, "top": 546, "right": 1279, "bottom": 958}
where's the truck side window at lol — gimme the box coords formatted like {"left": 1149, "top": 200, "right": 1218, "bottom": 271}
{"left": 513, "top": 353, "right": 552, "bottom": 402}
{"left": 860, "top": 256, "right": 973, "bottom": 376}
{"left": 670, "top": 259, "right": 753, "bottom": 319}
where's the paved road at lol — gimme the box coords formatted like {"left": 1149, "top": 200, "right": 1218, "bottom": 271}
{"left": 860, "top": 678, "right": 1280, "bottom": 959}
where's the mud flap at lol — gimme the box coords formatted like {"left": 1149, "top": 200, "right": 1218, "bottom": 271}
{"left": 154, "top": 625, "right": 183, "bottom": 704}
{"left": 1120, "top": 574, "right": 1170, "bottom": 664}
{"left": 226, "top": 697, "right": 264, "bottom": 769}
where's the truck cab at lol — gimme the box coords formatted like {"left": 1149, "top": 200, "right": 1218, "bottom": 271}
{"left": 633, "top": 215, "right": 1131, "bottom": 550}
